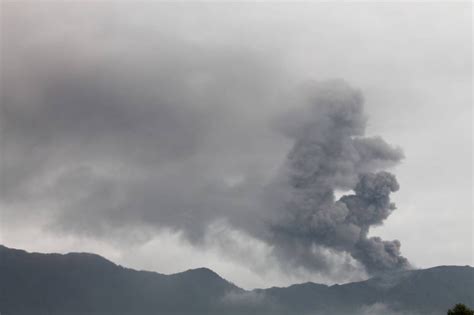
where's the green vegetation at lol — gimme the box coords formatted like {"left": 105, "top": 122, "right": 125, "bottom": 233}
{"left": 448, "top": 304, "right": 474, "bottom": 315}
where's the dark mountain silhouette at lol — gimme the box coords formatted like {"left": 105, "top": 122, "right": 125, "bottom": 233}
{"left": 1, "top": 245, "right": 473, "bottom": 315}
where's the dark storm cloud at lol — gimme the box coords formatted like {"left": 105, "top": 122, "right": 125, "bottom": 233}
{"left": 1, "top": 3, "right": 410, "bottom": 277}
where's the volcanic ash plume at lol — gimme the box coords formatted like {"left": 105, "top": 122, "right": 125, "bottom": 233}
{"left": 267, "top": 79, "right": 410, "bottom": 275}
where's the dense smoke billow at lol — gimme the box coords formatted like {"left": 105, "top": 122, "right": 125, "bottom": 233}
{"left": 265, "top": 80, "right": 410, "bottom": 274}
{"left": 2, "top": 4, "right": 414, "bottom": 282}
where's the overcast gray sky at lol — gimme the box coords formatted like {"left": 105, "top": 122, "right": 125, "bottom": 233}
{"left": 1, "top": 1, "right": 472, "bottom": 289}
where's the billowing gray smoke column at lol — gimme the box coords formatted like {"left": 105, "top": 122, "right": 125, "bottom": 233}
{"left": 267, "top": 79, "right": 410, "bottom": 275}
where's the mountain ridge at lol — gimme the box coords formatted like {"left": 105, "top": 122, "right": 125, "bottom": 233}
{"left": 3, "top": 244, "right": 469, "bottom": 290}
{"left": 1, "top": 244, "right": 472, "bottom": 315}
